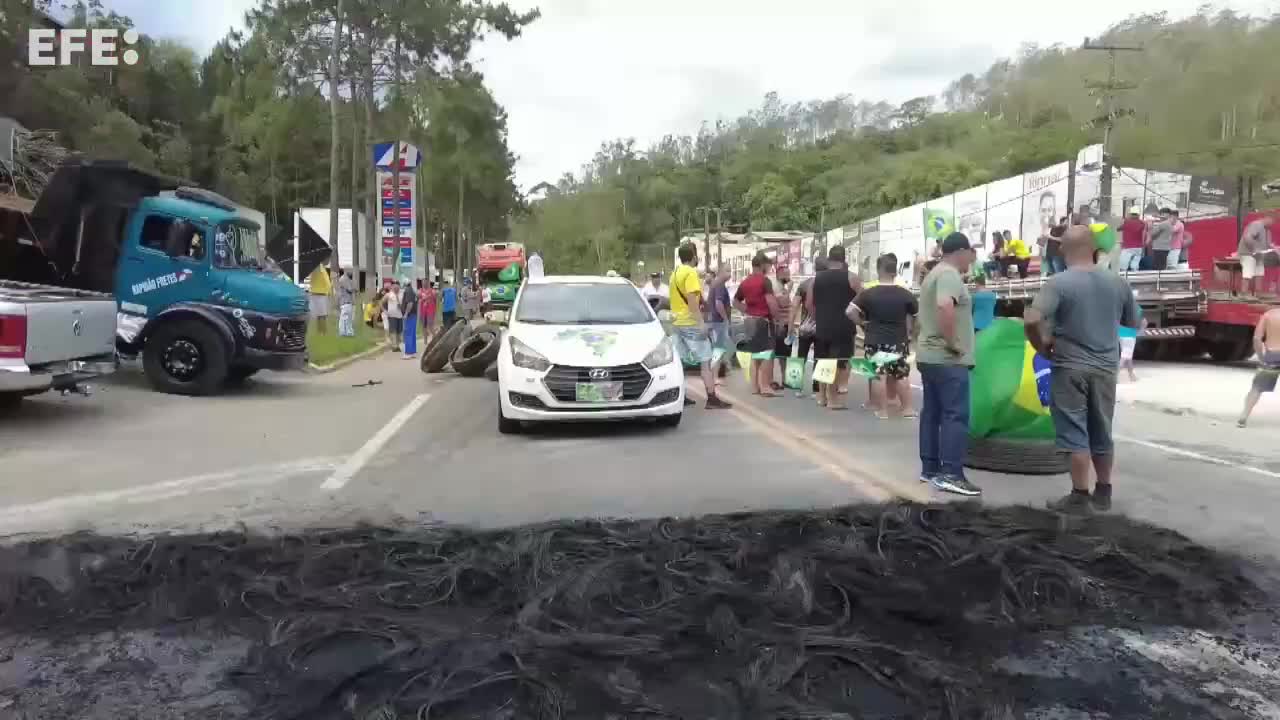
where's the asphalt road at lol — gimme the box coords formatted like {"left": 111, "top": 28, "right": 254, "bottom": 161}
{"left": 3, "top": 350, "right": 1280, "bottom": 570}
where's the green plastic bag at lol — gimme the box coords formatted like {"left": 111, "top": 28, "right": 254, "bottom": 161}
{"left": 497, "top": 262, "right": 522, "bottom": 282}
{"left": 849, "top": 357, "right": 878, "bottom": 378}
{"left": 968, "top": 318, "right": 1056, "bottom": 440}
{"left": 784, "top": 356, "right": 804, "bottom": 389}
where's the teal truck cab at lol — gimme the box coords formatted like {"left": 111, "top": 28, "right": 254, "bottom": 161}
{"left": 1, "top": 159, "right": 309, "bottom": 395}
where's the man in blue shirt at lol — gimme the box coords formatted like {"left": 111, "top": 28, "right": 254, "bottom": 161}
{"left": 971, "top": 274, "right": 997, "bottom": 332}
{"left": 440, "top": 281, "right": 458, "bottom": 328}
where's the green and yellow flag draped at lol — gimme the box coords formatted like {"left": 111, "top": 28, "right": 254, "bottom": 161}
{"left": 969, "top": 318, "right": 1056, "bottom": 440}
{"left": 923, "top": 208, "right": 954, "bottom": 241}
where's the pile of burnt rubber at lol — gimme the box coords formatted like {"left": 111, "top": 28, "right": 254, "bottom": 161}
{"left": 0, "top": 503, "right": 1264, "bottom": 719}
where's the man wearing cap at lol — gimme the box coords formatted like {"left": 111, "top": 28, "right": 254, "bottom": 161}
{"left": 642, "top": 272, "right": 669, "bottom": 310}
{"left": 1118, "top": 208, "right": 1147, "bottom": 273}
{"left": 916, "top": 232, "right": 980, "bottom": 496}
{"left": 1025, "top": 225, "right": 1142, "bottom": 515}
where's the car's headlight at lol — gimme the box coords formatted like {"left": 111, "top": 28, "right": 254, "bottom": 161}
{"left": 642, "top": 337, "right": 674, "bottom": 369}
{"left": 510, "top": 336, "right": 551, "bottom": 371}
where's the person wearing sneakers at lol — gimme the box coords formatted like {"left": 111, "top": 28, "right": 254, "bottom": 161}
{"left": 1025, "top": 225, "right": 1142, "bottom": 514}
{"left": 670, "top": 242, "right": 732, "bottom": 411}
{"left": 916, "top": 232, "right": 980, "bottom": 496}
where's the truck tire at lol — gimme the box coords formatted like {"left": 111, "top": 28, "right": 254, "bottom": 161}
{"left": 421, "top": 321, "right": 469, "bottom": 373}
{"left": 143, "top": 319, "right": 230, "bottom": 396}
{"left": 1209, "top": 338, "right": 1253, "bottom": 363}
{"left": 0, "top": 393, "right": 22, "bottom": 411}
{"left": 484, "top": 360, "right": 499, "bottom": 381}
{"left": 451, "top": 328, "right": 501, "bottom": 377}
{"left": 964, "top": 437, "right": 1069, "bottom": 475}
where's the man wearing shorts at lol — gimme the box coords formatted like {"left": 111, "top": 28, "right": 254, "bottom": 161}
{"left": 1025, "top": 226, "right": 1142, "bottom": 514}
{"left": 704, "top": 263, "right": 733, "bottom": 378}
{"left": 670, "top": 242, "right": 731, "bottom": 410}
{"left": 851, "top": 254, "right": 918, "bottom": 419}
{"left": 734, "top": 252, "right": 780, "bottom": 397}
{"left": 1238, "top": 307, "right": 1280, "bottom": 428}
{"left": 308, "top": 264, "right": 331, "bottom": 334}
{"left": 790, "top": 257, "right": 826, "bottom": 398}
{"left": 1238, "top": 213, "right": 1276, "bottom": 297}
{"left": 806, "top": 245, "right": 860, "bottom": 410}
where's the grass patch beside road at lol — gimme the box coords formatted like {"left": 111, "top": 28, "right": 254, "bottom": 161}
{"left": 307, "top": 316, "right": 381, "bottom": 367}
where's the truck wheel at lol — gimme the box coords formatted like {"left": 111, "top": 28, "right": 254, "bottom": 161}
{"left": 0, "top": 393, "right": 22, "bottom": 411}
{"left": 451, "top": 329, "right": 501, "bottom": 377}
{"left": 421, "top": 321, "right": 469, "bottom": 374}
{"left": 965, "top": 437, "right": 1069, "bottom": 475}
{"left": 1209, "top": 338, "right": 1252, "bottom": 363}
{"left": 143, "top": 319, "right": 230, "bottom": 396}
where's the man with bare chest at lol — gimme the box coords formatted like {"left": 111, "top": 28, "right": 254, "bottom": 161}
{"left": 1238, "top": 307, "right": 1280, "bottom": 427}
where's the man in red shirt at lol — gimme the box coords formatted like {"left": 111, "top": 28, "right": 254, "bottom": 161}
{"left": 734, "top": 252, "right": 781, "bottom": 396}
{"left": 1118, "top": 208, "right": 1147, "bottom": 272}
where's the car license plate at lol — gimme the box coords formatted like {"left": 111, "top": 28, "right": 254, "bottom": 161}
{"left": 575, "top": 381, "right": 623, "bottom": 402}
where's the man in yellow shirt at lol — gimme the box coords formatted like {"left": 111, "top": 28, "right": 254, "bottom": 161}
{"left": 1000, "top": 231, "right": 1031, "bottom": 278}
{"left": 308, "top": 264, "right": 332, "bottom": 334}
{"left": 669, "top": 242, "right": 731, "bottom": 410}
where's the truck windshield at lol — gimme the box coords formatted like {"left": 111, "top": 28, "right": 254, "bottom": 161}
{"left": 214, "top": 223, "right": 264, "bottom": 270}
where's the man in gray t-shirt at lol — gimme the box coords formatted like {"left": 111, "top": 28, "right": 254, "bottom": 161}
{"left": 1147, "top": 210, "right": 1174, "bottom": 269}
{"left": 1025, "top": 226, "right": 1142, "bottom": 515}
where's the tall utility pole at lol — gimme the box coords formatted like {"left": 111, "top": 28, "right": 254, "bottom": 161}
{"left": 695, "top": 206, "right": 726, "bottom": 272}
{"left": 1083, "top": 38, "right": 1142, "bottom": 221}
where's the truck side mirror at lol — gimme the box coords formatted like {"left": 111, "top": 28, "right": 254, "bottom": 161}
{"left": 164, "top": 221, "right": 194, "bottom": 257}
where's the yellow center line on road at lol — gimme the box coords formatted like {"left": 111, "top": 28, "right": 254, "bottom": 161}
{"left": 687, "top": 386, "right": 927, "bottom": 503}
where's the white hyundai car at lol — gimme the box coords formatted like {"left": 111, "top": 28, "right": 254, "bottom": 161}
{"left": 497, "top": 275, "right": 685, "bottom": 434}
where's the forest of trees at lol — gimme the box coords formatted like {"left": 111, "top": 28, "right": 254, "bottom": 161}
{"left": 3, "top": 5, "right": 1280, "bottom": 277}
{"left": 0, "top": 0, "right": 535, "bottom": 274}
{"left": 512, "top": 9, "right": 1280, "bottom": 275}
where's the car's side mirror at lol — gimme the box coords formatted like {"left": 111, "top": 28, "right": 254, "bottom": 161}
{"left": 164, "top": 221, "right": 194, "bottom": 257}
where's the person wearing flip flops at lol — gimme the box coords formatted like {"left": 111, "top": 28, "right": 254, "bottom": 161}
{"left": 850, "top": 254, "right": 918, "bottom": 420}
{"left": 806, "top": 245, "right": 862, "bottom": 410}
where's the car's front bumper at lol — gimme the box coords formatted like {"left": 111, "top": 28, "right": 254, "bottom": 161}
{"left": 499, "top": 358, "right": 685, "bottom": 422}
{"left": 0, "top": 354, "right": 118, "bottom": 395}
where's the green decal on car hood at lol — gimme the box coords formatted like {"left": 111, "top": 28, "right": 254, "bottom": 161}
{"left": 553, "top": 328, "right": 619, "bottom": 358}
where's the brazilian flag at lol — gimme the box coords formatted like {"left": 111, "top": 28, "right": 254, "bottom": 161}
{"left": 924, "top": 207, "right": 954, "bottom": 241}
{"left": 969, "top": 318, "right": 1056, "bottom": 440}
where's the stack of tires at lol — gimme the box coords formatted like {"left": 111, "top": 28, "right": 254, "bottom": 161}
{"left": 419, "top": 321, "right": 503, "bottom": 380}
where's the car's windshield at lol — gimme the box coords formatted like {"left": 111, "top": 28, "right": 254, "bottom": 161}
{"left": 213, "top": 222, "right": 264, "bottom": 270}
{"left": 516, "top": 283, "right": 653, "bottom": 324}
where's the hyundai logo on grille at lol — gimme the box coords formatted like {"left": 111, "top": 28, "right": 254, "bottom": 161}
{"left": 71, "top": 320, "right": 81, "bottom": 336}
{"left": 588, "top": 368, "right": 610, "bottom": 380}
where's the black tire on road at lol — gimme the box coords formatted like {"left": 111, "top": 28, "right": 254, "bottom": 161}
{"left": 421, "top": 321, "right": 469, "bottom": 373}
{"left": 484, "top": 360, "right": 499, "bottom": 381}
{"left": 964, "top": 436, "right": 1069, "bottom": 475}
{"left": 0, "top": 393, "right": 22, "bottom": 411}
{"left": 143, "top": 319, "right": 230, "bottom": 396}
{"left": 451, "top": 329, "right": 501, "bottom": 377}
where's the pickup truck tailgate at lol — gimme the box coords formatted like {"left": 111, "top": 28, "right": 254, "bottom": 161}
{"left": 9, "top": 287, "right": 117, "bottom": 366}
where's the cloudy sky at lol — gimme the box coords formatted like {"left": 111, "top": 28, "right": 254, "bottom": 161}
{"left": 95, "top": 0, "right": 1273, "bottom": 191}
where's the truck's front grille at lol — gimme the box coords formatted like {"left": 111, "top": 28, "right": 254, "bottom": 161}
{"left": 543, "top": 363, "right": 651, "bottom": 402}
{"left": 277, "top": 320, "right": 307, "bottom": 351}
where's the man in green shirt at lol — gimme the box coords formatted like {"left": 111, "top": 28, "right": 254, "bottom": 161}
{"left": 916, "top": 232, "right": 979, "bottom": 496}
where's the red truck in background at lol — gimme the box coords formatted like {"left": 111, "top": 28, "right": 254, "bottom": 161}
{"left": 1179, "top": 210, "right": 1278, "bottom": 362}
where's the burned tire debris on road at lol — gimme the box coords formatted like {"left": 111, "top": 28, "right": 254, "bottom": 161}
{"left": 1, "top": 503, "right": 1275, "bottom": 719}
